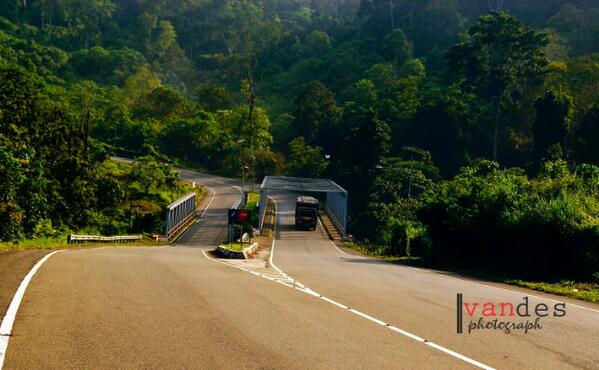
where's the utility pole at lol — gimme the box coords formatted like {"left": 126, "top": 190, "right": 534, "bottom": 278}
{"left": 237, "top": 139, "right": 245, "bottom": 192}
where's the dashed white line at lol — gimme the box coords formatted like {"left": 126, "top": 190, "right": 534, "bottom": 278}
{"left": 0, "top": 250, "right": 63, "bottom": 369}
{"left": 204, "top": 196, "right": 496, "bottom": 370}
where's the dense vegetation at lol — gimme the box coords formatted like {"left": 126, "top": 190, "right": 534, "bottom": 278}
{"left": 0, "top": 65, "right": 190, "bottom": 240}
{"left": 1, "top": 0, "right": 599, "bottom": 280}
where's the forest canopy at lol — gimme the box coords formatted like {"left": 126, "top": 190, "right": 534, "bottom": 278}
{"left": 2, "top": 0, "right": 599, "bottom": 280}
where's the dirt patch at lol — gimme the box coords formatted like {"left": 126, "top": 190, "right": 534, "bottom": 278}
{"left": 0, "top": 250, "right": 53, "bottom": 316}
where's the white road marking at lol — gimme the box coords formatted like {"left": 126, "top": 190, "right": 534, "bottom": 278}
{"left": 327, "top": 238, "right": 366, "bottom": 258}
{"left": 199, "top": 185, "right": 217, "bottom": 219}
{"left": 437, "top": 273, "right": 599, "bottom": 315}
{"left": 0, "top": 250, "right": 63, "bottom": 369}
{"left": 203, "top": 196, "right": 496, "bottom": 370}
{"left": 329, "top": 238, "right": 599, "bottom": 315}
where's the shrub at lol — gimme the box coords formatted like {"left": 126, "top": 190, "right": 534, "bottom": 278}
{"left": 417, "top": 161, "right": 599, "bottom": 280}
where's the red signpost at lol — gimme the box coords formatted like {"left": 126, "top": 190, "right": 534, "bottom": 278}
{"left": 237, "top": 209, "right": 250, "bottom": 223}
{"left": 228, "top": 208, "right": 252, "bottom": 247}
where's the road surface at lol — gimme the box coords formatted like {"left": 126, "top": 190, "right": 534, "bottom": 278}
{"left": 3, "top": 171, "right": 599, "bottom": 369}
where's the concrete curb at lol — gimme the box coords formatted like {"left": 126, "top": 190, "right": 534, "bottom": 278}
{"left": 242, "top": 242, "right": 259, "bottom": 259}
{"left": 214, "top": 242, "right": 258, "bottom": 260}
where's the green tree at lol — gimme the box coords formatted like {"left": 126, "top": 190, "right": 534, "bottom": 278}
{"left": 408, "top": 87, "right": 481, "bottom": 176}
{"left": 292, "top": 81, "right": 340, "bottom": 151}
{"left": 70, "top": 46, "right": 146, "bottom": 85}
{"left": 0, "top": 146, "right": 26, "bottom": 238}
{"left": 133, "top": 86, "right": 190, "bottom": 120}
{"left": 575, "top": 101, "right": 599, "bottom": 165}
{"left": 304, "top": 30, "right": 331, "bottom": 57}
{"left": 194, "top": 86, "right": 232, "bottom": 112}
{"left": 286, "top": 137, "right": 328, "bottom": 178}
{"left": 548, "top": 4, "right": 599, "bottom": 55}
{"left": 124, "top": 65, "right": 162, "bottom": 100}
{"left": 0, "top": 65, "right": 95, "bottom": 238}
{"left": 383, "top": 28, "right": 413, "bottom": 72}
{"left": 532, "top": 90, "right": 573, "bottom": 165}
{"left": 130, "top": 155, "right": 167, "bottom": 194}
{"left": 160, "top": 110, "right": 222, "bottom": 164}
{"left": 334, "top": 108, "right": 391, "bottom": 222}
{"left": 446, "top": 12, "right": 548, "bottom": 162}
{"left": 149, "top": 20, "right": 195, "bottom": 91}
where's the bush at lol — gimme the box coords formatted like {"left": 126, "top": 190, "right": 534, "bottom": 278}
{"left": 417, "top": 161, "right": 599, "bottom": 280}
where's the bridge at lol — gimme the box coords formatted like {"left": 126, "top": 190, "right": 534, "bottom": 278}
{"left": 257, "top": 176, "right": 348, "bottom": 240}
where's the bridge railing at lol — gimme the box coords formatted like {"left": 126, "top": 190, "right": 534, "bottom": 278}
{"left": 325, "top": 191, "right": 347, "bottom": 239}
{"left": 165, "top": 192, "right": 197, "bottom": 240}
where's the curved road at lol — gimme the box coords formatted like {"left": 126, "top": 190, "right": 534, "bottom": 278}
{"left": 3, "top": 171, "right": 599, "bottom": 369}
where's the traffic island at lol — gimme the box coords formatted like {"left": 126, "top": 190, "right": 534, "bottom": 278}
{"left": 214, "top": 242, "right": 259, "bottom": 259}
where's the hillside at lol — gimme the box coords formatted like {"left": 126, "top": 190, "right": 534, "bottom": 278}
{"left": 1, "top": 0, "right": 599, "bottom": 282}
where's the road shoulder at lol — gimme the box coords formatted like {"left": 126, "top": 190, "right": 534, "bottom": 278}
{"left": 339, "top": 242, "right": 599, "bottom": 311}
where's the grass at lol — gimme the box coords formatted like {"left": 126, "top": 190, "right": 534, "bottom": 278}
{"left": 343, "top": 242, "right": 599, "bottom": 305}
{"left": 247, "top": 192, "right": 260, "bottom": 210}
{"left": 0, "top": 236, "right": 164, "bottom": 253}
{"left": 0, "top": 237, "right": 68, "bottom": 252}
{"left": 220, "top": 242, "right": 252, "bottom": 252}
{"left": 505, "top": 279, "right": 599, "bottom": 304}
{"left": 343, "top": 242, "right": 423, "bottom": 265}
{"left": 1, "top": 159, "right": 207, "bottom": 254}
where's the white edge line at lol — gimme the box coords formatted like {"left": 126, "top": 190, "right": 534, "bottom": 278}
{"left": 331, "top": 240, "right": 599, "bottom": 314}
{"left": 0, "top": 250, "right": 63, "bottom": 369}
{"left": 439, "top": 274, "right": 599, "bottom": 314}
{"left": 323, "top": 219, "right": 599, "bottom": 315}
{"left": 199, "top": 186, "right": 217, "bottom": 219}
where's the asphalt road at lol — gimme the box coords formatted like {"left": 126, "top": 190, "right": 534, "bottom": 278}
{"left": 269, "top": 191, "right": 599, "bottom": 370}
{"left": 3, "top": 171, "right": 599, "bottom": 369}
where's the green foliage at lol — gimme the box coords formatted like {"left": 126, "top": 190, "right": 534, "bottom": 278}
{"left": 383, "top": 28, "right": 413, "bottom": 69}
{"left": 575, "top": 101, "right": 599, "bottom": 165}
{"left": 133, "top": 86, "right": 190, "bottom": 121}
{"left": 548, "top": 4, "right": 599, "bottom": 55}
{"left": 0, "top": 30, "right": 68, "bottom": 83}
{"left": 446, "top": 12, "right": 549, "bottom": 161}
{"left": 4, "top": 1, "right": 599, "bottom": 284}
{"left": 532, "top": 90, "right": 573, "bottom": 165}
{"left": 303, "top": 31, "right": 331, "bottom": 57}
{"left": 292, "top": 81, "right": 340, "bottom": 151}
{"left": 0, "top": 63, "right": 189, "bottom": 240}
{"left": 417, "top": 161, "right": 599, "bottom": 280}
{"left": 286, "top": 137, "right": 328, "bottom": 178}
{"left": 446, "top": 12, "right": 549, "bottom": 99}
{"left": 194, "top": 86, "right": 232, "bottom": 112}
{"left": 70, "top": 46, "right": 146, "bottom": 85}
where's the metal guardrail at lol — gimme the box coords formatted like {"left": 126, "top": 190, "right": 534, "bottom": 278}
{"left": 68, "top": 235, "right": 143, "bottom": 244}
